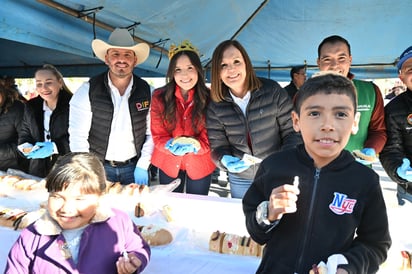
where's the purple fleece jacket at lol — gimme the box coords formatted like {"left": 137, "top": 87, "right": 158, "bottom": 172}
{"left": 5, "top": 207, "right": 150, "bottom": 274}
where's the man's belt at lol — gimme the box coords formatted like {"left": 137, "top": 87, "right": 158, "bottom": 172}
{"left": 105, "top": 156, "right": 138, "bottom": 167}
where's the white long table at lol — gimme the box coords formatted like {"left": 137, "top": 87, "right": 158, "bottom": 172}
{"left": 1, "top": 186, "right": 411, "bottom": 273}
{"left": 0, "top": 189, "right": 260, "bottom": 273}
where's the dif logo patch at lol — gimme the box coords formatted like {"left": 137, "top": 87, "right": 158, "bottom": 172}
{"left": 136, "top": 100, "right": 150, "bottom": 111}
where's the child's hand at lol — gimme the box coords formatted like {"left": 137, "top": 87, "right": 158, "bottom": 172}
{"left": 116, "top": 252, "right": 142, "bottom": 274}
{"left": 267, "top": 184, "right": 300, "bottom": 221}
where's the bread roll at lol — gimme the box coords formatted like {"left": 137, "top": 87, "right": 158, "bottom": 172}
{"left": 209, "top": 230, "right": 225, "bottom": 253}
{"left": 22, "top": 147, "right": 33, "bottom": 154}
{"left": 139, "top": 225, "right": 173, "bottom": 246}
{"left": 172, "top": 136, "right": 201, "bottom": 151}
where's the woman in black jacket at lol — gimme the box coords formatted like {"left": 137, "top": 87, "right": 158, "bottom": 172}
{"left": 207, "top": 40, "right": 301, "bottom": 198}
{"left": 19, "top": 64, "right": 72, "bottom": 177}
{"left": 0, "top": 82, "right": 27, "bottom": 172}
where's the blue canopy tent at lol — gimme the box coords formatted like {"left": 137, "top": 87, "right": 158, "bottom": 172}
{"left": 0, "top": 0, "right": 410, "bottom": 81}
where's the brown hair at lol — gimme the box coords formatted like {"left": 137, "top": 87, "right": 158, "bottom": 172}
{"left": 293, "top": 72, "right": 357, "bottom": 115}
{"left": 161, "top": 50, "right": 209, "bottom": 133}
{"left": 210, "top": 40, "right": 261, "bottom": 102}
{"left": 0, "top": 81, "right": 18, "bottom": 114}
{"left": 46, "top": 152, "right": 107, "bottom": 195}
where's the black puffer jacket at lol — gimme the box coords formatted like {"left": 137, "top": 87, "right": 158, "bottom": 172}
{"left": 243, "top": 144, "right": 391, "bottom": 274}
{"left": 19, "top": 90, "right": 72, "bottom": 177}
{"left": 206, "top": 77, "right": 302, "bottom": 180}
{"left": 0, "top": 100, "right": 27, "bottom": 171}
{"left": 380, "top": 89, "right": 412, "bottom": 191}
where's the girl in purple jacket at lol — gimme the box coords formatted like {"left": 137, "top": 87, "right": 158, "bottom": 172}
{"left": 5, "top": 152, "right": 150, "bottom": 274}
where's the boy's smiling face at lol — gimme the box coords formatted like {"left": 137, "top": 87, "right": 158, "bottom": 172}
{"left": 292, "top": 93, "right": 357, "bottom": 168}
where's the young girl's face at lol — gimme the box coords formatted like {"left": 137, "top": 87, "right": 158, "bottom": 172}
{"left": 174, "top": 54, "right": 198, "bottom": 93}
{"left": 292, "top": 93, "right": 356, "bottom": 168}
{"left": 47, "top": 183, "right": 100, "bottom": 230}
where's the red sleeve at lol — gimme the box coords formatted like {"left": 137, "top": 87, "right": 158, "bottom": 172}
{"left": 150, "top": 90, "right": 173, "bottom": 152}
{"left": 364, "top": 84, "right": 387, "bottom": 153}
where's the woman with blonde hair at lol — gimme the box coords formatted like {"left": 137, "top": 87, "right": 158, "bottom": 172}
{"left": 19, "top": 64, "right": 72, "bottom": 177}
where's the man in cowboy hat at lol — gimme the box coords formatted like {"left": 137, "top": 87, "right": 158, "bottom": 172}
{"left": 69, "top": 28, "right": 153, "bottom": 185}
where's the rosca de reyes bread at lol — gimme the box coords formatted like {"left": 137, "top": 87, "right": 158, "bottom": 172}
{"left": 243, "top": 236, "right": 262, "bottom": 257}
{"left": 0, "top": 206, "right": 45, "bottom": 229}
{"left": 352, "top": 149, "right": 378, "bottom": 162}
{"left": 106, "top": 182, "right": 149, "bottom": 196}
{"left": 209, "top": 230, "right": 226, "bottom": 253}
{"left": 172, "top": 136, "right": 201, "bottom": 151}
{"left": 0, "top": 175, "right": 45, "bottom": 191}
{"left": 13, "top": 179, "right": 45, "bottom": 191}
{"left": 209, "top": 230, "right": 263, "bottom": 257}
{"left": 221, "top": 233, "right": 244, "bottom": 255}
{"left": 0, "top": 175, "right": 24, "bottom": 187}
{"left": 138, "top": 224, "right": 173, "bottom": 246}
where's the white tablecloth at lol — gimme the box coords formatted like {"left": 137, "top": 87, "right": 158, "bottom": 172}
{"left": 1, "top": 186, "right": 411, "bottom": 273}
{"left": 0, "top": 190, "right": 260, "bottom": 273}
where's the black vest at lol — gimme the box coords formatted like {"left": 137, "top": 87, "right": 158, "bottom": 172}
{"left": 88, "top": 72, "right": 151, "bottom": 161}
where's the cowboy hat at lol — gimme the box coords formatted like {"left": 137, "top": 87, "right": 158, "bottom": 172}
{"left": 91, "top": 28, "right": 150, "bottom": 66}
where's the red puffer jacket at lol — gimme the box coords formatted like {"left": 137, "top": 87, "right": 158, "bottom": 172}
{"left": 150, "top": 86, "right": 215, "bottom": 180}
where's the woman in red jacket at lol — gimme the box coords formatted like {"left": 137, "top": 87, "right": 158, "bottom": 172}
{"left": 150, "top": 41, "right": 215, "bottom": 195}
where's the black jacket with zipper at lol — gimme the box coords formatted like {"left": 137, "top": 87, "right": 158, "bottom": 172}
{"left": 206, "top": 77, "right": 301, "bottom": 180}
{"left": 0, "top": 99, "right": 27, "bottom": 171}
{"left": 243, "top": 144, "right": 391, "bottom": 274}
{"left": 19, "top": 90, "right": 72, "bottom": 177}
{"left": 379, "top": 89, "right": 412, "bottom": 192}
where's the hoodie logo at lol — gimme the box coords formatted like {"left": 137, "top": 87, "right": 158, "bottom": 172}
{"left": 407, "top": 114, "right": 412, "bottom": 125}
{"left": 329, "top": 192, "right": 356, "bottom": 215}
{"left": 136, "top": 100, "right": 150, "bottom": 111}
